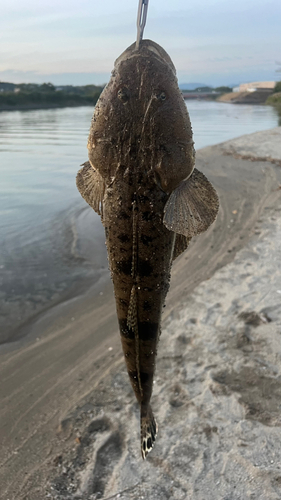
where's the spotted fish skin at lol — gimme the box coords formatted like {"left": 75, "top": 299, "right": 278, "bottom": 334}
{"left": 76, "top": 39, "right": 219, "bottom": 459}
{"left": 104, "top": 166, "right": 174, "bottom": 399}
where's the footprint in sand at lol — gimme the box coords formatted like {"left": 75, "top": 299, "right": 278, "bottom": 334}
{"left": 74, "top": 416, "right": 112, "bottom": 468}
{"left": 87, "top": 431, "right": 123, "bottom": 497}
{"left": 52, "top": 417, "right": 124, "bottom": 499}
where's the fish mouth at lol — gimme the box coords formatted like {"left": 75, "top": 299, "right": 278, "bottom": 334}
{"left": 115, "top": 39, "right": 176, "bottom": 75}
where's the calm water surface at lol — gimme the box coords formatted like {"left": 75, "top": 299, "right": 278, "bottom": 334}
{"left": 0, "top": 101, "right": 279, "bottom": 340}
{"left": 0, "top": 102, "right": 278, "bottom": 244}
{"left": 0, "top": 101, "right": 278, "bottom": 245}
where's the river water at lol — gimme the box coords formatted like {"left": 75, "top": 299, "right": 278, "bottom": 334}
{"left": 0, "top": 101, "right": 279, "bottom": 342}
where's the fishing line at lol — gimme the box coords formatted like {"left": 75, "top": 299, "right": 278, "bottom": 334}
{"left": 136, "top": 0, "right": 149, "bottom": 50}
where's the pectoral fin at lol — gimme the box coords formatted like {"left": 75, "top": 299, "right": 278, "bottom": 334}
{"left": 76, "top": 161, "right": 106, "bottom": 216}
{"left": 173, "top": 234, "right": 191, "bottom": 260}
{"left": 163, "top": 168, "right": 219, "bottom": 238}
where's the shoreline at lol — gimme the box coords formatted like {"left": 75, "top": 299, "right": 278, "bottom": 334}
{"left": 1, "top": 128, "right": 281, "bottom": 499}
{"left": 0, "top": 103, "right": 97, "bottom": 112}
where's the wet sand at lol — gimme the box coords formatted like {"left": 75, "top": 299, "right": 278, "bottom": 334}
{"left": 1, "top": 128, "right": 281, "bottom": 499}
{"left": 0, "top": 205, "right": 108, "bottom": 345}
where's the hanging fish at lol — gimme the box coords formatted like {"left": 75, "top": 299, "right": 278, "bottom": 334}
{"left": 76, "top": 40, "right": 219, "bottom": 459}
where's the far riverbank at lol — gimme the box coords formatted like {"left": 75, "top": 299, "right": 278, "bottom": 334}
{"left": 0, "top": 82, "right": 103, "bottom": 112}
{"left": 0, "top": 88, "right": 279, "bottom": 112}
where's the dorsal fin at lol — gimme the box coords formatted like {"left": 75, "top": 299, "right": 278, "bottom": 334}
{"left": 76, "top": 161, "right": 106, "bottom": 216}
{"left": 127, "top": 285, "right": 138, "bottom": 332}
{"left": 127, "top": 200, "right": 143, "bottom": 399}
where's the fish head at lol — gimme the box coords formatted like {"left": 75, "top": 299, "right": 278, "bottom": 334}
{"left": 88, "top": 40, "right": 195, "bottom": 191}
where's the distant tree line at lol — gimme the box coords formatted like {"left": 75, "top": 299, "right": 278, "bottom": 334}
{"left": 181, "top": 85, "right": 233, "bottom": 93}
{"left": 0, "top": 81, "right": 104, "bottom": 110}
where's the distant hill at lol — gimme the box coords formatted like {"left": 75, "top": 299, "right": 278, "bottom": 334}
{"left": 178, "top": 83, "right": 208, "bottom": 90}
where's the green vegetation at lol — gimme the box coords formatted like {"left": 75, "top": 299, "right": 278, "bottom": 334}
{"left": 181, "top": 85, "right": 233, "bottom": 93}
{"left": 0, "top": 81, "right": 104, "bottom": 110}
{"left": 266, "top": 81, "right": 281, "bottom": 105}
{"left": 181, "top": 85, "right": 234, "bottom": 101}
{"left": 266, "top": 92, "right": 281, "bottom": 105}
{"left": 266, "top": 82, "right": 281, "bottom": 126}
{"left": 273, "top": 81, "right": 281, "bottom": 93}
{"left": 181, "top": 86, "right": 212, "bottom": 92}
{"left": 214, "top": 86, "right": 233, "bottom": 93}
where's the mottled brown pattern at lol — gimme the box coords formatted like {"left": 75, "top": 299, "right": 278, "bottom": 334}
{"left": 76, "top": 39, "right": 218, "bottom": 458}
{"left": 102, "top": 166, "right": 175, "bottom": 405}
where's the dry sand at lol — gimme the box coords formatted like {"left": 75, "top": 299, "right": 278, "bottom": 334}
{"left": 1, "top": 128, "right": 281, "bottom": 500}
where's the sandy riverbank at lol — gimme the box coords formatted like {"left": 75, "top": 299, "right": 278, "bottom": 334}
{"left": 218, "top": 91, "right": 273, "bottom": 105}
{"left": 1, "top": 128, "right": 281, "bottom": 500}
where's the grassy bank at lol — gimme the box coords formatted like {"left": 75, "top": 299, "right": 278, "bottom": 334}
{"left": 266, "top": 83, "right": 281, "bottom": 125}
{"left": 266, "top": 91, "right": 281, "bottom": 106}
{"left": 217, "top": 91, "right": 245, "bottom": 102}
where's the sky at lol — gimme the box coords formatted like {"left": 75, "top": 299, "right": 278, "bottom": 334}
{"left": 1, "top": 0, "right": 280, "bottom": 87}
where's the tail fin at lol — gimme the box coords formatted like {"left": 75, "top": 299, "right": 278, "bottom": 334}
{"left": 141, "top": 404, "right": 158, "bottom": 459}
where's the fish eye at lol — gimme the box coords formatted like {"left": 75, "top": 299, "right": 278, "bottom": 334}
{"left": 157, "top": 92, "right": 166, "bottom": 101}
{"left": 118, "top": 88, "right": 129, "bottom": 103}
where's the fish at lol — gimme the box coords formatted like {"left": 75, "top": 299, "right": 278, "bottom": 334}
{"left": 76, "top": 39, "right": 219, "bottom": 459}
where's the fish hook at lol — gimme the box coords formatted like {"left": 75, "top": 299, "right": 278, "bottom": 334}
{"left": 136, "top": 0, "right": 149, "bottom": 50}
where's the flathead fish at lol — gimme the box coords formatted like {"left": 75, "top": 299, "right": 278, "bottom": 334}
{"left": 76, "top": 40, "right": 219, "bottom": 458}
